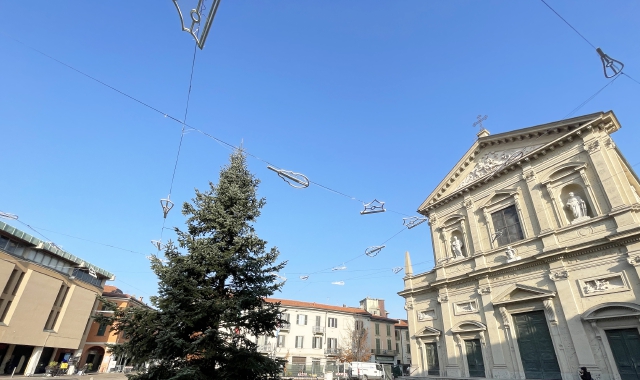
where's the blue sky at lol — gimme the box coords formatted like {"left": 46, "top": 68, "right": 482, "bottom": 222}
{"left": 1, "top": 1, "right": 639, "bottom": 318}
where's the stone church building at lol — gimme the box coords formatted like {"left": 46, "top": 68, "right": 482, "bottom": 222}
{"left": 399, "top": 111, "right": 640, "bottom": 380}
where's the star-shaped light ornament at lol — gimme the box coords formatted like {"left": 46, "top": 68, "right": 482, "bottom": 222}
{"left": 267, "top": 166, "right": 310, "bottom": 189}
{"left": 403, "top": 216, "right": 429, "bottom": 229}
{"left": 365, "top": 245, "right": 386, "bottom": 257}
{"left": 331, "top": 281, "right": 345, "bottom": 286}
{"left": 392, "top": 267, "right": 403, "bottom": 274}
{"left": 361, "top": 199, "right": 386, "bottom": 215}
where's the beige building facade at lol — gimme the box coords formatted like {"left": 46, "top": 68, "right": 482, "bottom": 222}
{"left": 0, "top": 221, "right": 113, "bottom": 376}
{"left": 399, "top": 111, "right": 640, "bottom": 380}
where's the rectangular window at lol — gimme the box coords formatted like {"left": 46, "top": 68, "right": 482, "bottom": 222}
{"left": 312, "top": 336, "right": 322, "bottom": 349}
{"left": 97, "top": 322, "right": 108, "bottom": 336}
{"left": 387, "top": 339, "right": 392, "bottom": 350}
{"left": 0, "top": 269, "right": 24, "bottom": 323}
{"left": 328, "top": 338, "right": 337, "bottom": 349}
{"left": 295, "top": 336, "right": 304, "bottom": 348}
{"left": 396, "top": 343, "right": 399, "bottom": 352}
{"left": 375, "top": 323, "right": 380, "bottom": 335}
{"left": 386, "top": 324, "right": 391, "bottom": 335}
{"left": 44, "top": 284, "right": 69, "bottom": 330}
{"left": 355, "top": 320, "right": 363, "bottom": 330}
{"left": 407, "top": 343, "right": 411, "bottom": 353}
{"left": 491, "top": 205, "right": 524, "bottom": 246}
{"left": 282, "top": 313, "right": 290, "bottom": 322}
{"left": 376, "top": 338, "right": 381, "bottom": 350}
{"left": 315, "top": 315, "right": 321, "bottom": 327}
{"left": 328, "top": 317, "right": 337, "bottom": 328}
{"left": 297, "top": 314, "right": 307, "bottom": 325}
{"left": 277, "top": 335, "right": 286, "bottom": 347}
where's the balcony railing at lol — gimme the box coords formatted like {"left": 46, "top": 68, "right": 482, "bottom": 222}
{"left": 312, "top": 326, "right": 325, "bottom": 334}
{"left": 371, "top": 348, "right": 396, "bottom": 356}
{"left": 257, "top": 344, "right": 272, "bottom": 352}
{"left": 324, "top": 348, "right": 340, "bottom": 356}
{"left": 279, "top": 322, "right": 291, "bottom": 331}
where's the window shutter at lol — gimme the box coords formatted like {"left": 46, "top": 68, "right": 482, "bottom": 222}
{"left": 304, "top": 315, "right": 308, "bottom": 325}
{"left": 316, "top": 315, "right": 321, "bottom": 326}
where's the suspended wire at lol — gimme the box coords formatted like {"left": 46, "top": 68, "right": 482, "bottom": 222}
{"left": 1, "top": 33, "right": 413, "bottom": 218}
{"left": 539, "top": 0, "right": 596, "bottom": 49}
{"left": 564, "top": 75, "right": 621, "bottom": 118}
{"left": 161, "top": 43, "right": 199, "bottom": 241}
{"left": 622, "top": 72, "right": 640, "bottom": 87}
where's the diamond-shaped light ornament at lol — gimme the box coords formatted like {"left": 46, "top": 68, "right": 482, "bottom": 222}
{"left": 403, "top": 216, "right": 429, "bottom": 229}
{"left": 361, "top": 199, "right": 386, "bottom": 215}
{"left": 365, "top": 245, "right": 386, "bottom": 257}
{"left": 392, "top": 267, "right": 403, "bottom": 274}
{"left": 172, "top": 0, "right": 222, "bottom": 49}
{"left": 160, "top": 195, "right": 174, "bottom": 219}
{"left": 267, "top": 166, "right": 310, "bottom": 189}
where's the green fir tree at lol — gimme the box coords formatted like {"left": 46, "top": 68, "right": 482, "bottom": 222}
{"left": 96, "top": 150, "right": 286, "bottom": 380}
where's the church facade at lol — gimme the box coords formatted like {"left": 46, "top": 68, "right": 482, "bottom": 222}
{"left": 399, "top": 111, "right": 640, "bottom": 380}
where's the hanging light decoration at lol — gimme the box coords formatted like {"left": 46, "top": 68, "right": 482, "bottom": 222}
{"left": 596, "top": 48, "right": 624, "bottom": 78}
{"left": 360, "top": 199, "right": 386, "bottom": 215}
{"left": 160, "top": 196, "right": 174, "bottom": 218}
{"left": 0, "top": 211, "right": 18, "bottom": 220}
{"left": 331, "top": 281, "right": 345, "bottom": 286}
{"left": 151, "top": 240, "right": 164, "bottom": 251}
{"left": 365, "top": 245, "right": 385, "bottom": 257}
{"left": 392, "top": 267, "right": 403, "bottom": 274}
{"left": 267, "top": 166, "right": 310, "bottom": 188}
{"left": 402, "top": 216, "right": 429, "bottom": 229}
{"left": 300, "top": 275, "right": 309, "bottom": 280}
{"left": 332, "top": 264, "right": 347, "bottom": 271}
{"left": 172, "top": 0, "right": 222, "bottom": 49}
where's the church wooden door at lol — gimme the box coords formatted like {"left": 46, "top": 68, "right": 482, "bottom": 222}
{"left": 513, "top": 311, "right": 561, "bottom": 380}
{"left": 605, "top": 328, "right": 640, "bottom": 380}
{"left": 464, "top": 339, "right": 485, "bottom": 378}
{"left": 425, "top": 342, "right": 439, "bottom": 375}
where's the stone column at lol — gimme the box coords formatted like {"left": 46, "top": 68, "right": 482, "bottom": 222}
{"left": 23, "top": 346, "right": 44, "bottom": 376}
{"left": 625, "top": 242, "right": 640, "bottom": 281}
{"left": 437, "top": 288, "right": 462, "bottom": 377}
{"left": 463, "top": 197, "right": 483, "bottom": 254}
{"left": 548, "top": 260, "right": 600, "bottom": 377}
{"left": 477, "top": 277, "right": 510, "bottom": 378}
{"left": 582, "top": 136, "right": 625, "bottom": 211}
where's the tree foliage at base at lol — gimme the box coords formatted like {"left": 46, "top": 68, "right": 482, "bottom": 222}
{"left": 96, "top": 150, "right": 286, "bottom": 380}
{"left": 338, "top": 320, "right": 371, "bottom": 363}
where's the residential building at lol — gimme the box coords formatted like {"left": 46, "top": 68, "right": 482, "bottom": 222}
{"left": 359, "top": 298, "right": 398, "bottom": 365}
{"left": 399, "top": 111, "right": 640, "bottom": 380}
{"left": 0, "top": 221, "right": 114, "bottom": 376}
{"left": 78, "top": 285, "right": 147, "bottom": 373}
{"left": 394, "top": 319, "right": 411, "bottom": 371}
{"left": 262, "top": 298, "right": 398, "bottom": 375}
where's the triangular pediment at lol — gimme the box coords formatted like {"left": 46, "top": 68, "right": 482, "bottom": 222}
{"left": 418, "top": 112, "right": 617, "bottom": 215}
{"left": 493, "top": 284, "right": 556, "bottom": 305}
{"left": 416, "top": 326, "right": 441, "bottom": 337}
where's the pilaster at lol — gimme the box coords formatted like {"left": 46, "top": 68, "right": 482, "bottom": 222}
{"left": 582, "top": 135, "right": 625, "bottom": 211}
{"left": 464, "top": 196, "right": 484, "bottom": 254}
{"left": 521, "top": 166, "right": 554, "bottom": 234}
{"left": 437, "top": 287, "right": 462, "bottom": 377}
{"left": 23, "top": 346, "right": 44, "bottom": 376}
{"left": 477, "top": 277, "right": 510, "bottom": 378}
{"left": 547, "top": 259, "right": 600, "bottom": 376}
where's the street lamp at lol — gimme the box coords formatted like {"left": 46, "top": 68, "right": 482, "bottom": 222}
{"left": 172, "top": 0, "right": 222, "bottom": 49}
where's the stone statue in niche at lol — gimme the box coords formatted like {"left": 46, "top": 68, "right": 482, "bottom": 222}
{"left": 505, "top": 246, "right": 521, "bottom": 263}
{"left": 451, "top": 236, "right": 464, "bottom": 259}
{"left": 565, "top": 192, "right": 590, "bottom": 224}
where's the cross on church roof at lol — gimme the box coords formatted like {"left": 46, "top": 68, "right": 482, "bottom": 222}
{"left": 473, "top": 115, "right": 488, "bottom": 129}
